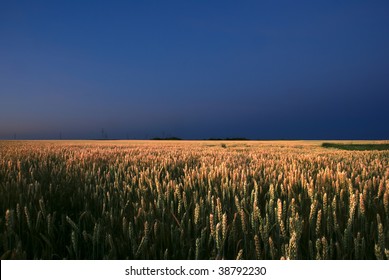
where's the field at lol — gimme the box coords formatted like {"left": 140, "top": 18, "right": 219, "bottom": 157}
{"left": 0, "top": 140, "right": 388, "bottom": 260}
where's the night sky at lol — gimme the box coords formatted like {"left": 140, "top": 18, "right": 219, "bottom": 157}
{"left": 1, "top": 0, "right": 389, "bottom": 140}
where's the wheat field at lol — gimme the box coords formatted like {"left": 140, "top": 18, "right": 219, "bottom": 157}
{"left": 0, "top": 140, "right": 388, "bottom": 259}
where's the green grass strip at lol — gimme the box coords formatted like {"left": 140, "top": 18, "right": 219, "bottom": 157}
{"left": 322, "top": 142, "right": 389, "bottom": 151}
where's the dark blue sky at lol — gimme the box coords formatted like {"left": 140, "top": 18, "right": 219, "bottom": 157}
{"left": 1, "top": 0, "right": 389, "bottom": 139}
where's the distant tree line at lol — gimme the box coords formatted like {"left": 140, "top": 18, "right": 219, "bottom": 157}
{"left": 151, "top": 137, "right": 182, "bottom": 140}
{"left": 206, "top": 137, "right": 249, "bottom": 141}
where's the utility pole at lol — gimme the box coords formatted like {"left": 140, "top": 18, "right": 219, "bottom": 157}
{"left": 101, "top": 128, "right": 108, "bottom": 139}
